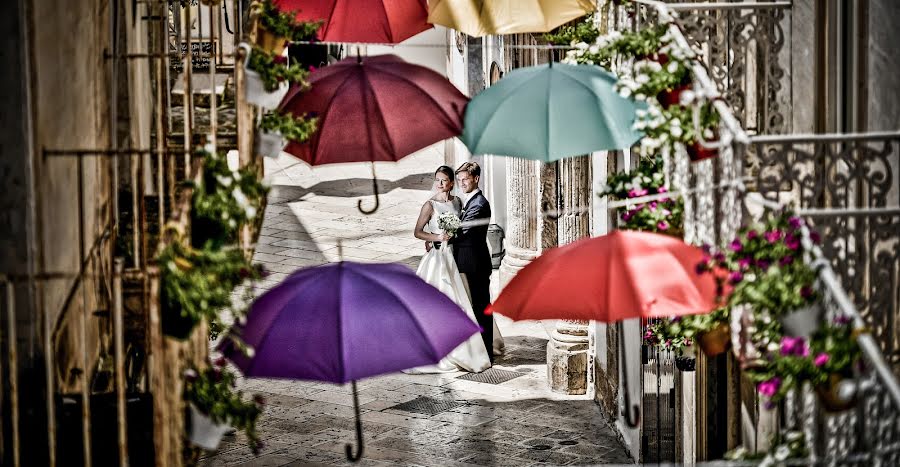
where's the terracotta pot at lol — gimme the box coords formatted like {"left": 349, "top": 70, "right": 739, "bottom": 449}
{"left": 778, "top": 303, "right": 823, "bottom": 338}
{"left": 188, "top": 404, "right": 230, "bottom": 450}
{"left": 697, "top": 322, "right": 731, "bottom": 356}
{"left": 686, "top": 141, "right": 719, "bottom": 162}
{"left": 256, "top": 26, "right": 288, "bottom": 56}
{"left": 657, "top": 83, "right": 692, "bottom": 109}
{"left": 815, "top": 374, "right": 858, "bottom": 413}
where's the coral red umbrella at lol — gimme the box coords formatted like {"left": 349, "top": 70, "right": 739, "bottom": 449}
{"left": 275, "top": 0, "right": 431, "bottom": 43}
{"left": 279, "top": 54, "right": 468, "bottom": 212}
{"left": 490, "top": 230, "right": 720, "bottom": 427}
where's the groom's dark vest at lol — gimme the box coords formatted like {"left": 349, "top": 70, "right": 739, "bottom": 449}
{"left": 452, "top": 192, "right": 492, "bottom": 276}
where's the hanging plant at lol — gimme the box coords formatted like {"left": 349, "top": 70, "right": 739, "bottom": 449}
{"left": 543, "top": 15, "right": 600, "bottom": 46}
{"left": 599, "top": 156, "right": 683, "bottom": 236}
{"left": 254, "top": 0, "right": 323, "bottom": 55}
{"left": 184, "top": 357, "right": 265, "bottom": 453}
{"left": 246, "top": 47, "right": 308, "bottom": 93}
{"left": 259, "top": 111, "right": 318, "bottom": 142}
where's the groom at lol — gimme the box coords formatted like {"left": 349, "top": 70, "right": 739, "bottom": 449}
{"left": 451, "top": 162, "right": 494, "bottom": 363}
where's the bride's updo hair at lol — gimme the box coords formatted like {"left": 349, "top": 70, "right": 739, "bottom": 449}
{"left": 435, "top": 165, "right": 454, "bottom": 181}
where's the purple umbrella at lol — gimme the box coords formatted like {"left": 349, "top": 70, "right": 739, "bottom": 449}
{"left": 220, "top": 261, "right": 480, "bottom": 461}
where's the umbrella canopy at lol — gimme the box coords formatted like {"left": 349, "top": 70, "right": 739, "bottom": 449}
{"left": 275, "top": 0, "right": 431, "bottom": 43}
{"left": 460, "top": 62, "right": 644, "bottom": 161}
{"left": 281, "top": 54, "right": 469, "bottom": 166}
{"left": 491, "top": 230, "right": 719, "bottom": 322}
{"left": 222, "top": 261, "right": 481, "bottom": 383}
{"left": 428, "top": 0, "right": 596, "bottom": 37}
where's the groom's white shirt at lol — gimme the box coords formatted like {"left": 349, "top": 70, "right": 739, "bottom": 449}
{"left": 460, "top": 188, "right": 481, "bottom": 209}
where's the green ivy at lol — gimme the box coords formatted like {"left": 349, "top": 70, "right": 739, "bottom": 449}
{"left": 256, "top": 0, "right": 322, "bottom": 41}
{"left": 246, "top": 46, "right": 309, "bottom": 92}
{"left": 543, "top": 15, "right": 600, "bottom": 46}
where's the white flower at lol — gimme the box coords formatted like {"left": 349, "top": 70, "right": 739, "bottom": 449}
{"left": 232, "top": 187, "right": 250, "bottom": 209}
{"left": 245, "top": 206, "right": 258, "bottom": 219}
{"left": 228, "top": 219, "right": 237, "bottom": 228}
{"left": 245, "top": 346, "right": 255, "bottom": 358}
{"left": 667, "top": 61, "right": 679, "bottom": 73}
{"left": 774, "top": 445, "right": 791, "bottom": 461}
{"left": 588, "top": 44, "right": 599, "bottom": 54}
{"left": 618, "top": 87, "right": 632, "bottom": 98}
{"left": 183, "top": 368, "right": 198, "bottom": 378}
{"left": 670, "top": 126, "right": 684, "bottom": 138}
{"left": 203, "top": 142, "right": 216, "bottom": 154}
{"left": 635, "top": 109, "right": 647, "bottom": 118}
{"left": 215, "top": 175, "right": 233, "bottom": 187}
{"left": 575, "top": 41, "right": 589, "bottom": 50}
{"left": 636, "top": 74, "right": 650, "bottom": 84}
{"left": 785, "top": 431, "right": 803, "bottom": 442}
{"left": 679, "top": 90, "right": 696, "bottom": 105}
{"left": 703, "top": 129, "right": 715, "bottom": 139}
{"left": 635, "top": 93, "right": 647, "bottom": 101}
{"left": 767, "top": 342, "right": 779, "bottom": 353}
{"left": 652, "top": 172, "right": 663, "bottom": 181}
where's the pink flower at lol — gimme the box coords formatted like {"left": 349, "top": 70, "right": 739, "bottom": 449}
{"left": 747, "top": 230, "right": 759, "bottom": 240}
{"left": 810, "top": 231, "right": 821, "bottom": 244}
{"left": 800, "top": 285, "right": 814, "bottom": 299}
{"left": 765, "top": 230, "right": 783, "bottom": 243}
{"left": 648, "top": 201, "right": 658, "bottom": 211}
{"left": 757, "top": 259, "right": 771, "bottom": 270}
{"left": 737, "top": 258, "right": 752, "bottom": 269}
{"left": 661, "top": 209, "right": 672, "bottom": 216}
{"left": 273, "top": 55, "right": 287, "bottom": 65}
{"left": 657, "top": 220, "right": 670, "bottom": 231}
{"left": 785, "top": 234, "right": 800, "bottom": 250}
{"left": 657, "top": 186, "right": 668, "bottom": 193}
{"left": 309, "top": 65, "right": 317, "bottom": 72}
{"left": 621, "top": 210, "right": 635, "bottom": 221}
{"left": 728, "top": 271, "right": 743, "bottom": 284}
{"left": 779, "top": 255, "right": 794, "bottom": 266}
{"left": 814, "top": 353, "right": 830, "bottom": 367}
{"left": 628, "top": 188, "right": 648, "bottom": 198}
{"left": 788, "top": 217, "right": 804, "bottom": 229}
{"left": 780, "top": 336, "right": 809, "bottom": 357}
{"left": 757, "top": 378, "right": 781, "bottom": 398}
{"left": 729, "top": 239, "right": 743, "bottom": 252}
{"left": 833, "top": 315, "right": 851, "bottom": 325}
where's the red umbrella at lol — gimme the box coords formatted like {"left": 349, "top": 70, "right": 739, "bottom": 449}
{"left": 279, "top": 54, "right": 468, "bottom": 212}
{"left": 490, "top": 230, "right": 720, "bottom": 426}
{"left": 275, "top": 0, "right": 431, "bottom": 43}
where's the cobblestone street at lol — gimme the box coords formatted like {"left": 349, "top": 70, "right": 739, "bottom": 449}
{"left": 202, "top": 146, "right": 633, "bottom": 466}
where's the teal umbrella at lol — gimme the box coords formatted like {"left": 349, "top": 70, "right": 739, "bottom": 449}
{"left": 460, "top": 62, "right": 644, "bottom": 161}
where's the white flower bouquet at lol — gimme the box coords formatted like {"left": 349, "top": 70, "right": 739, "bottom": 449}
{"left": 438, "top": 212, "right": 462, "bottom": 238}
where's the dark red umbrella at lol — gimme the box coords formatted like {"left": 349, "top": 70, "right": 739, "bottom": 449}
{"left": 275, "top": 0, "right": 431, "bottom": 43}
{"left": 280, "top": 54, "right": 468, "bottom": 212}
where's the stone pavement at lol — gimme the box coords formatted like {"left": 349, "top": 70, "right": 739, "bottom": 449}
{"left": 203, "top": 145, "right": 633, "bottom": 466}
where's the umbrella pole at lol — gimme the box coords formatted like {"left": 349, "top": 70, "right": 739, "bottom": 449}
{"left": 345, "top": 380, "right": 364, "bottom": 462}
{"left": 618, "top": 322, "right": 641, "bottom": 428}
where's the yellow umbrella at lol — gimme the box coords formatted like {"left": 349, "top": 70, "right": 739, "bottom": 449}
{"left": 428, "top": 0, "right": 596, "bottom": 37}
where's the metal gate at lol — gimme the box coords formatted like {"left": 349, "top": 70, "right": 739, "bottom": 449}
{"left": 640, "top": 318, "right": 678, "bottom": 464}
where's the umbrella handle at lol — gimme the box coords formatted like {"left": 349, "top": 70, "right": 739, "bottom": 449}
{"left": 618, "top": 322, "right": 641, "bottom": 428}
{"left": 345, "top": 381, "right": 364, "bottom": 462}
{"left": 357, "top": 169, "right": 380, "bottom": 215}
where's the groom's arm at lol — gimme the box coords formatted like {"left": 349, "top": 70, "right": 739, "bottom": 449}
{"left": 459, "top": 201, "right": 490, "bottom": 237}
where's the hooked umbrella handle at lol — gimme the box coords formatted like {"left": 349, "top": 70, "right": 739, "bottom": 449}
{"left": 358, "top": 164, "right": 380, "bottom": 215}
{"left": 345, "top": 380, "right": 364, "bottom": 462}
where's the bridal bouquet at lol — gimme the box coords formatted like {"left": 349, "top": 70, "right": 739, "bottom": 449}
{"left": 438, "top": 212, "right": 462, "bottom": 238}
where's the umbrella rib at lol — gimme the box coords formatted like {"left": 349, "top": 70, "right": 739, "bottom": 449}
{"left": 359, "top": 67, "right": 399, "bottom": 160}
{"left": 373, "top": 65, "right": 465, "bottom": 131}
{"left": 321, "top": 0, "right": 340, "bottom": 39}
{"left": 336, "top": 262, "right": 348, "bottom": 383}
{"left": 343, "top": 266, "right": 442, "bottom": 363}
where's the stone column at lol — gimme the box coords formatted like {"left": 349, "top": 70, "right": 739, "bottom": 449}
{"left": 547, "top": 155, "right": 592, "bottom": 394}
{"left": 499, "top": 157, "right": 541, "bottom": 286}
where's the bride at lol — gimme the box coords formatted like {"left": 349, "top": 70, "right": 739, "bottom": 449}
{"left": 404, "top": 166, "right": 494, "bottom": 374}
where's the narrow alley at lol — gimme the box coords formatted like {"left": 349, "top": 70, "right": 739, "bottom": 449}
{"left": 201, "top": 147, "right": 633, "bottom": 466}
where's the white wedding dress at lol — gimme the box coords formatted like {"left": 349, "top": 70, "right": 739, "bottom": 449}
{"left": 404, "top": 198, "right": 493, "bottom": 374}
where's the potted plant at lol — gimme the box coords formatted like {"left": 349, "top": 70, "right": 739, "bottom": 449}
{"left": 257, "top": 111, "right": 318, "bottom": 158}
{"left": 254, "top": 0, "right": 321, "bottom": 56}
{"left": 685, "top": 308, "right": 732, "bottom": 357}
{"left": 809, "top": 317, "right": 863, "bottom": 412}
{"left": 644, "top": 319, "right": 696, "bottom": 371}
{"left": 158, "top": 240, "right": 259, "bottom": 339}
{"left": 241, "top": 45, "right": 308, "bottom": 109}
{"left": 599, "top": 156, "right": 684, "bottom": 237}
{"left": 184, "top": 358, "right": 265, "bottom": 453}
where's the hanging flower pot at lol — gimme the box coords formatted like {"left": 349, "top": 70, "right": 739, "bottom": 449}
{"left": 815, "top": 374, "right": 858, "bottom": 413}
{"left": 161, "top": 301, "right": 198, "bottom": 340}
{"left": 244, "top": 69, "right": 289, "bottom": 109}
{"left": 188, "top": 404, "right": 231, "bottom": 450}
{"left": 697, "top": 322, "right": 731, "bottom": 356}
{"left": 778, "top": 303, "right": 823, "bottom": 338}
{"left": 657, "top": 83, "right": 692, "bottom": 109}
{"left": 675, "top": 345, "right": 696, "bottom": 372}
{"left": 686, "top": 140, "right": 719, "bottom": 162}
{"left": 256, "top": 130, "right": 286, "bottom": 159}
{"left": 256, "top": 26, "right": 289, "bottom": 56}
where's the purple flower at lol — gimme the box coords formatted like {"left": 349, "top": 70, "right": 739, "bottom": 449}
{"left": 800, "top": 285, "right": 814, "bottom": 299}
{"left": 657, "top": 220, "right": 670, "bottom": 231}
{"left": 728, "top": 271, "right": 744, "bottom": 284}
{"left": 788, "top": 217, "right": 804, "bottom": 229}
{"left": 713, "top": 252, "right": 725, "bottom": 262}
{"left": 657, "top": 186, "right": 668, "bottom": 193}
{"left": 780, "top": 336, "right": 809, "bottom": 357}
{"left": 765, "top": 230, "right": 783, "bottom": 243}
{"left": 738, "top": 258, "right": 752, "bottom": 269}
{"left": 747, "top": 230, "right": 759, "bottom": 240}
{"left": 757, "top": 259, "right": 771, "bottom": 270}
{"left": 810, "top": 231, "right": 822, "bottom": 244}
{"left": 833, "top": 315, "right": 851, "bottom": 326}
{"left": 701, "top": 244, "right": 712, "bottom": 254}
{"left": 621, "top": 210, "right": 635, "bottom": 222}
{"left": 729, "top": 239, "right": 743, "bottom": 252}
{"left": 628, "top": 188, "right": 649, "bottom": 198}
{"left": 814, "top": 353, "right": 830, "bottom": 367}
{"left": 661, "top": 209, "right": 672, "bottom": 216}
{"left": 649, "top": 201, "right": 658, "bottom": 211}
{"left": 757, "top": 378, "right": 781, "bottom": 398}
{"left": 785, "top": 234, "right": 800, "bottom": 251}
{"left": 779, "top": 255, "right": 794, "bottom": 266}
